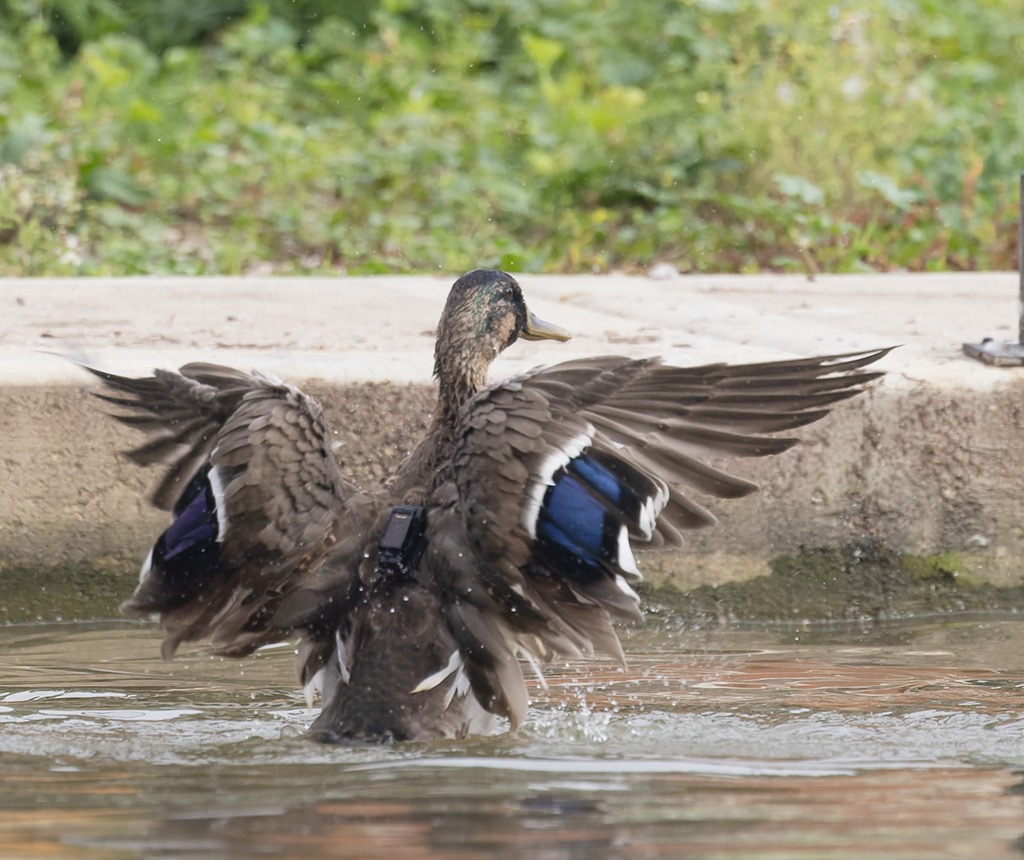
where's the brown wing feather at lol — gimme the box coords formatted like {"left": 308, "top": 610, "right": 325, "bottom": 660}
{"left": 82, "top": 362, "right": 365, "bottom": 659}
{"left": 444, "top": 348, "right": 889, "bottom": 686}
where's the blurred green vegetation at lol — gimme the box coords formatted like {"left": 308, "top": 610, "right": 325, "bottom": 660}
{"left": 0, "top": 0, "right": 1021, "bottom": 276}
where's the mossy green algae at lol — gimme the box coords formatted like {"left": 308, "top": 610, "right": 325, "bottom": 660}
{"left": 3, "top": 545, "right": 1020, "bottom": 625}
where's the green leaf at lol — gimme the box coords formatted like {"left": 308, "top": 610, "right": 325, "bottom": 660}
{"left": 82, "top": 167, "right": 149, "bottom": 206}
{"left": 857, "top": 171, "right": 920, "bottom": 211}
{"left": 521, "top": 32, "right": 564, "bottom": 73}
{"left": 774, "top": 174, "right": 825, "bottom": 207}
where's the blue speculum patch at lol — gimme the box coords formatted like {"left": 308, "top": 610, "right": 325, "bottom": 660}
{"left": 536, "top": 455, "right": 627, "bottom": 579}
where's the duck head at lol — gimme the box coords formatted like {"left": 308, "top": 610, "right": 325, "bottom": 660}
{"left": 434, "top": 270, "right": 570, "bottom": 412}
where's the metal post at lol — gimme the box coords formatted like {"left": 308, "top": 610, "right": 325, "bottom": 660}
{"left": 962, "top": 171, "right": 1024, "bottom": 365}
{"left": 1018, "top": 172, "right": 1024, "bottom": 346}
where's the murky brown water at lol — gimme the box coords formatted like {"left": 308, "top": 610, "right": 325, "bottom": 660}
{"left": 1, "top": 617, "right": 1022, "bottom": 858}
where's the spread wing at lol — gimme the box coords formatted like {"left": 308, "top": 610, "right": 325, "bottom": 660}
{"left": 438, "top": 349, "right": 889, "bottom": 725}
{"left": 84, "top": 363, "right": 371, "bottom": 660}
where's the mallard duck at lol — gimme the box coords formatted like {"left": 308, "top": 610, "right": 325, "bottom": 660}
{"left": 84, "top": 270, "right": 888, "bottom": 742}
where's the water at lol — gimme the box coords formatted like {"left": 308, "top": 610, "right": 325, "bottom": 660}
{"left": 1, "top": 617, "right": 1023, "bottom": 858}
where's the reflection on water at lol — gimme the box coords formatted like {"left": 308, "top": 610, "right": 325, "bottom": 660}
{"left": 1, "top": 618, "right": 1022, "bottom": 858}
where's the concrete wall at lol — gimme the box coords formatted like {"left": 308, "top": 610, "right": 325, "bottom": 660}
{"left": 5, "top": 373, "right": 1023, "bottom": 589}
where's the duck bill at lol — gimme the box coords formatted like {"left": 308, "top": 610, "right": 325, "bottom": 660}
{"left": 521, "top": 309, "right": 572, "bottom": 342}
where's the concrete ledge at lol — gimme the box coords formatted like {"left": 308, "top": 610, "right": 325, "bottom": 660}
{"left": 3, "top": 273, "right": 1023, "bottom": 596}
